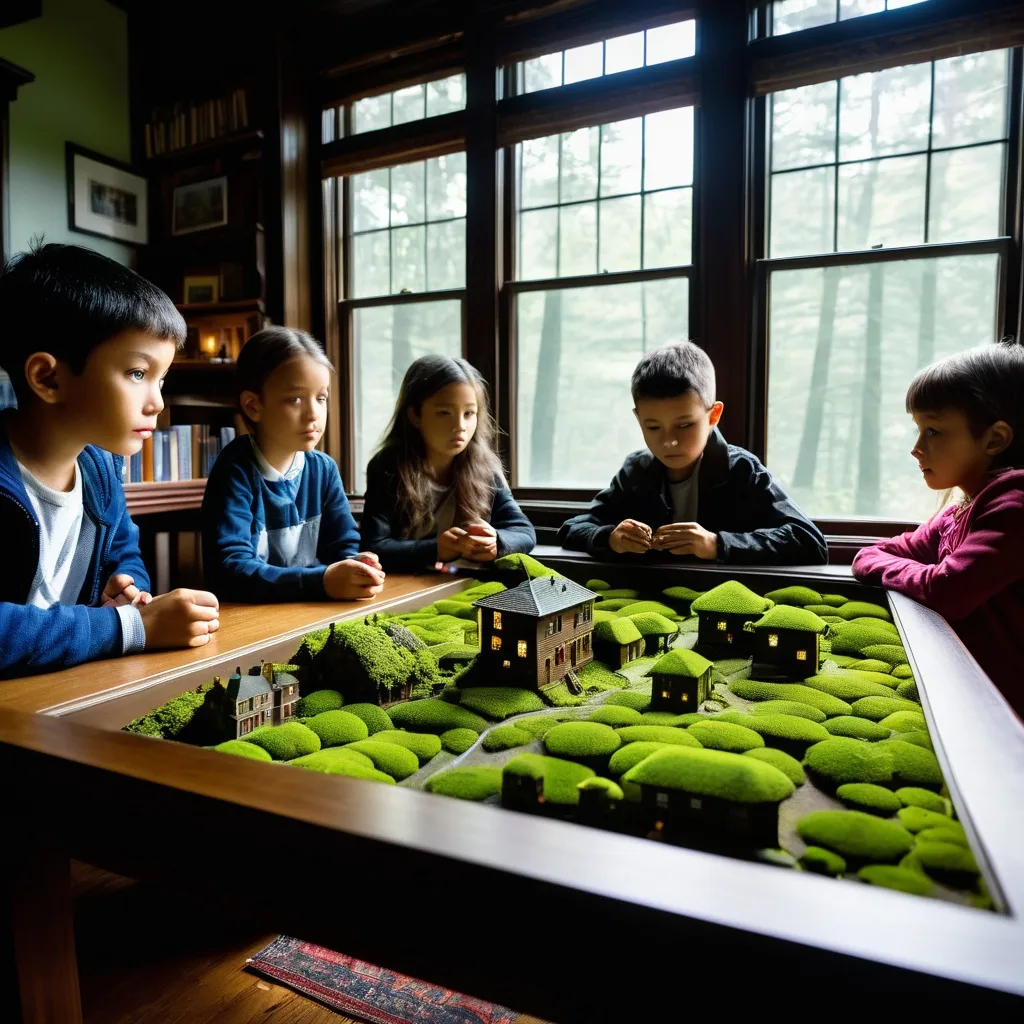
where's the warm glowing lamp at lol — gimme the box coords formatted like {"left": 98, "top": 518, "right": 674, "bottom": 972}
{"left": 201, "top": 333, "right": 218, "bottom": 355}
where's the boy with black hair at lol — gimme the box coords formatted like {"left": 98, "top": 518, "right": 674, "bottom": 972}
{"left": 0, "top": 243, "right": 220, "bottom": 676}
{"left": 558, "top": 341, "right": 827, "bottom": 564}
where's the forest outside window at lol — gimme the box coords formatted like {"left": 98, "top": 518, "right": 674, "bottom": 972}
{"left": 770, "top": 0, "right": 930, "bottom": 36}
{"left": 349, "top": 74, "right": 465, "bottom": 134}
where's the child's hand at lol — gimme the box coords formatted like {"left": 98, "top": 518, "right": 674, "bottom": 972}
{"left": 609, "top": 519, "right": 653, "bottom": 554}
{"left": 460, "top": 522, "right": 498, "bottom": 562}
{"left": 101, "top": 572, "right": 150, "bottom": 607}
{"left": 353, "top": 551, "right": 382, "bottom": 571}
{"left": 139, "top": 589, "right": 220, "bottom": 649}
{"left": 437, "top": 527, "right": 467, "bottom": 563}
{"left": 324, "top": 559, "right": 386, "bottom": 600}
{"left": 653, "top": 522, "right": 718, "bottom": 560}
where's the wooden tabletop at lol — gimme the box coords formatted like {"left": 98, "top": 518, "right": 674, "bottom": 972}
{"left": 0, "top": 574, "right": 450, "bottom": 717}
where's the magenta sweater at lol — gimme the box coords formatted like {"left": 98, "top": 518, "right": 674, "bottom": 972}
{"left": 852, "top": 468, "right": 1024, "bottom": 719}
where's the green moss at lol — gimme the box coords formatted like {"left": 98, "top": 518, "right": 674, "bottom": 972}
{"left": 458, "top": 687, "right": 546, "bottom": 720}
{"left": 896, "top": 679, "right": 919, "bottom": 702}
{"left": 801, "top": 846, "right": 846, "bottom": 875}
{"left": 898, "top": 805, "right": 957, "bottom": 833}
{"left": 830, "top": 622, "right": 904, "bottom": 656}
{"left": 616, "top": 725, "right": 703, "bottom": 747}
{"left": 803, "top": 674, "right": 898, "bottom": 702}
{"left": 728, "top": 680, "right": 852, "bottom": 717}
{"left": 578, "top": 777, "right": 624, "bottom": 800}
{"left": 821, "top": 654, "right": 860, "bottom": 668}
{"left": 897, "top": 787, "right": 948, "bottom": 814}
{"left": 371, "top": 730, "right": 442, "bottom": 763}
{"left": 586, "top": 578, "right": 610, "bottom": 591}
{"left": 338, "top": 703, "right": 393, "bottom": 736}
{"left": 915, "top": 841, "right": 978, "bottom": 877}
{"left": 750, "top": 700, "right": 826, "bottom": 723}
{"left": 858, "top": 865, "right": 932, "bottom": 895}
{"left": 662, "top": 585, "right": 705, "bottom": 604}
{"left": 626, "top": 611, "right": 679, "bottom": 637}
{"left": 593, "top": 598, "right": 635, "bottom": 611}
{"left": 544, "top": 721, "right": 621, "bottom": 759}
{"left": 797, "top": 810, "right": 914, "bottom": 862}
{"left": 503, "top": 753, "right": 595, "bottom": 805}
{"left": 459, "top": 581, "right": 507, "bottom": 600}
{"left": 598, "top": 588, "right": 640, "bottom": 599}
{"left": 304, "top": 710, "right": 370, "bottom": 748}
{"left": 837, "top": 601, "right": 892, "bottom": 622}
{"left": 820, "top": 594, "right": 849, "bottom": 607}
{"left": 603, "top": 691, "right": 652, "bottom": 712}
{"left": 892, "top": 664, "right": 915, "bottom": 679}
{"left": 593, "top": 617, "right": 644, "bottom": 647}
{"left": 294, "top": 689, "right": 344, "bottom": 717}
{"left": 878, "top": 740, "right": 942, "bottom": 789}
{"left": 803, "top": 737, "right": 894, "bottom": 787}
{"left": 290, "top": 747, "right": 395, "bottom": 783}
{"left": 344, "top": 739, "right": 419, "bottom": 780}
{"left": 641, "top": 711, "right": 703, "bottom": 726}
{"left": 428, "top": 641, "right": 482, "bottom": 664}
{"left": 388, "top": 698, "right": 488, "bottom": 734}
{"left": 588, "top": 705, "right": 643, "bottom": 727}
{"left": 441, "top": 727, "right": 478, "bottom": 754}
{"left": 617, "top": 600, "right": 681, "bottom": 619}
{"left": 714, "top": 712, "right": 830, "bottom": 750}
{"left": 744, "top": 747, "right": 806, "bottom": 785}
{"left": 623, "top": 747, "right": 794, "bottom": 803}
{"left": 483, "top": 724, "right": 533, "bottom": 752}
{"left": 542, "top": 682, "right": 590, "bottom": 708}
{"left": 493, "top": 553, "right": 562, "bottom": 578}
{"left": 425, "top": 766, "right": 502, "bottom": 801}
{"left": 851, "top": 696, "right": 923, "bottom": 721}
{"left": 578, "top": 661, "right": 627, "bottom": 692}
{"left": 592, "top": 610, "right": 617, "bottom": 623}
{"left": 823, "top": 716, "right": 891, "bottom": 740}
{"left": 895, "top": 731, "right": 932, "bottom": 750}
{"left": 804, "top": 604, "right": 842, "bottom": 617}
{"left": 879, "top": 711, "right": 926, "bottom": 732}
{"left": 765, "top": 585, "right": 822, "bottom": 606}
{"left": 917, "top": 826, "right": 968, "bottom": 847}
{"left": 752, "top": 605, "right": 828, "bottom": 633}
{"left": 211, "top": 739, "right": 273, "bottom": 761}
{"left": 608, "top": 741, "right": 670, "bottom": 776}
{"left": 245, "top": 722, "right": 322, "bottom": 760}
{"left": 686, "top": 720, "right": 765, "bottom": 753}
{"left": 860, "top": 643, "right": 909, "bottom": 668}
{"left": 123, "top": 684, "right": 211, "bottom": 739}
{"left": 836, "top": 783, "right": 903, "bottom": 815}
{"left": 691, "top": 581, "right": 773, "bottom": 616}
{"left": 647, "top": 648, "right": 714, "bottom": 680}
{"left": 513, "top": 714, "right": 570, "bottom": 739}
{"left": 846, "top": 659, "right": 895, "bottom": 675}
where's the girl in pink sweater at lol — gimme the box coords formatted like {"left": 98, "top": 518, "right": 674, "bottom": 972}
{"left": 853, "top": 342, "right": 1024, "bottom": 718}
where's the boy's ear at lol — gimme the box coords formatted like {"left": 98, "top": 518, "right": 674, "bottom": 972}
{"left": 708, "top": 401, "right": 724, "bottom": 427}
{"left": 240, "top": 390, "right": 263, "bottom": 423}
{"left": 22, "top": 352, "right": 63, "bottom": 405}
{"left": 407, "top": 405, "right": 422, "bottom": 429}
{"left": 985, "top": 420, "right": 1013, "bottom": 456}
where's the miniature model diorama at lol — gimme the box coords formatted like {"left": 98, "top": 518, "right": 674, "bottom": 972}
{"left": 124, "top": 556, "right": 989, "bottom": 910}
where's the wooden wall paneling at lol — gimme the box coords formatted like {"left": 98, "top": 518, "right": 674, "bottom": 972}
{"left": 0, "top": 60, "right": 34, "bottom": 267}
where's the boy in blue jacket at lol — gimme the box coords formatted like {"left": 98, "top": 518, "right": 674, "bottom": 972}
{"left": 0, "top": 243, "right": 221, "bottom": 677}
{"left": 558, "top": 341, "right": 827, "bottom": 565}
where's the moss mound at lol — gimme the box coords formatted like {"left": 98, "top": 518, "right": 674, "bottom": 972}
{"left": 846, "top": 659, "right": 895, "bottom": 675}
{"left": 879, "top": 711, "right": 927, "bottom": 733}
{"left": 744, "top": 747, "right": 806, "bottom": 785}
{"left": 617, "top": 600, "right": 681, "bottom": 619}
{"left": 578, "top": 661, "right": 628, "bottom": 692}
{"left": 593, "top": 598, "right": 635, "bottom": 611}
{"left": 823, "top": 716, "right": 890, "bottom": 741}
{"left": 623, "top": 747, "right": 794, "bottom": 803}
{"left": 879, "top": 740, "right": 942, "bottom": 788}
{"left": 585, "top": 578, "right": 610, "bottom": 591}
{"left": 861, "top": 644, "right": 908, "bottom": 667}
{"left": 604, "top": 691, "right": 652, "bottom": 712}
{"left": 803, "top": 737, "right": 894, "bottom": 787}
{"left": 599, "top": 588, "right": 641, "bottom": 599}
{"left": 830, "top": 622, "right": 904, "bottom": 656}
{"left": 647, "top": 647, "right": 713, "bottom": 678}
{"left": 304, "top": 710, "right": 370, "bottom": 748}
{"left": 896, "top": 679, "right": 919, "bottom": 702}
{"left": 851, "top": 696, "right": 922, "bottom": 721}
{"left": 388, "top": 698, "right": 488, "bottom": 734}
{"left": 483, "top": 724, "right": 533, "bottom": 752}
{"left": 460, "top": 581, "right": 507, "bottom": 600}
{"left": 294, "top": 689, "right": 343, "bottom": 717}
{"left": 592, "top": 610, "right": 616, "bottom": 623}
{"left": 513, "top": 714, "right": 570, "bottom": 739}
{"left": 898, "top": 806, "right": 956, "bottom": 833}
{"left": 372, "top": 730, "right": 442, "bottom": 763}
{"left": 752, "top": 605, "right": 828, "bottom": 633}
{"left": 608, "top": 741, "right": 670, "bottom": 776}
{"left": 441, "top": 727, "right": 478, "bottom": 754}
{"left": 801, "top": 846, "right": 846, "bottom": 875}
{"left": 915, "top": 841, "right": 979, "bottom": 877}
{"left": 917, "top": 826, "right": 968, "bottom": 847}
{"left": 797, "top": 810, "right": 913, "bottom": 862}
{"left": 544, "top": 721, "right": 621, "bottom": 759}
{"left": 728, "top": 680, "right": 852, "bottom": 717}
{"left": 593, "top": 617, "right": 643, "bottom": 646}
{"left": 820, "top": 594, "right": 848, "bottom": 607}
{"left": 124, "top": 684, "right": 214, "bottom": 739}
{"left": 434, "top": 599, "right": 474, "bottom": 616}
{"left": 494, "top": 553, "right": 562, "bottom": 578}
{"left": 892, "top": 663, "right": 914, "bottom": 679}
{"left": 895, "top": 731, "right": 932, "bottom": 750}
{"left": 626, "top": 611, "right": 679, "bottom": 638}
{"left": 339, "top": 703, "right": 393, "bottom": 735}
{"left": 858, "top": 865, "right": 932, "bottom": 895}
{"left": 662, "top": 585, "right": 704, "bottom": 604}
{"left": 245, "top": 721, "right": 322, "bottom": 760}
{"left": 578, "top": 777, "right": 624, "bottom": 800}
{"left": 750, "top": 700, "right": 826, "bottom": 723}
{"left": 684, "top": 720, "right": 764, "bottom": 752}
{"left": 458, "top": 687, "right": 546, "bottom": 720}
{"left": 837, "top": 601, "right": 892, "bottom": 622}
{"left": 691, "top": 581, "right": 773, "bottom": 616}
{"left": 641, "top": 711, "right": 704, "bottom": 726}
{"left": 765, "top": 585, "right": 822, "bottom": 606}
{"left": 714, "top": 712, "right": 829, "bottom": 750}
{"left": 290, "top": 747, "right": 395, "bottom": 783}
{"left": 804, "top": 604, "right": 841, "bottom": 617}
{"left": 836, "top": 783, "right": 902, "bottom": 815}
{"left": 425, "top": 766, "right": 502, "bottom": 801}
{"left": 616, "top": 725, "right": 703, "bottom": 747}
{"left": 896, "top": 788, "right": 948, "bottom": 814}
{"left": 344, "top": 739, "right": 419, "bottom": 781}
{"left": 803, "top": 674, "right": 897, "bottom": 702}
{"left": 503, "top": 753, "right": 594, "bottom": 805}
{"left": 211, "top": 739, "right": 273, "bottom": 761}
{"left": 588, "top": 705, "right": 643, "bottom": 727}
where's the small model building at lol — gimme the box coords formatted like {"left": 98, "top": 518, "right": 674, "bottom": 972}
{"left": 474, "top": 577, "right": 597, "bottom": 692}
{"left": 690, "top": 581, "right": 774, "bottom": 654}
{"left": 646, "top": 648, "right": 715, "bottom": 711}
{"left": 748, "top": 605, "right": 829, "bottom": 678}
{"left": 592, "top": 617, "right": 645, "bottom": 667}
{"left": 212, "top": 663, "right": 300, "bottom": 739}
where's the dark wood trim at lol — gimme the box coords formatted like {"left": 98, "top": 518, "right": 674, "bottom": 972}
{"left": 322, "top": 176, "right": 343, "bottom": 464}
{"left": 320, "top": 45, "right": 465, "bottom": 109}
{"left": 508, "top": 264, "right": 692, "bottom": 293}
{"left": 498, "top": 63, "right": 517, "bottom": 476}
{"left": 0, "top": 59, "right": 34, "bottom": 267}
{"left": 342, "top": 287, "right": 466, "bottom": 309}
{"left": 123, "top": 480, "right": 206, "bottom": 516}
{"left": 321, "top": 111, "right": 465, "bottom": 178}
{"left": 760, "top": 237, "right": 1009, "bottom": 272}
{"left": 1006, "top": 47, "right": 1024, "bottom": 344}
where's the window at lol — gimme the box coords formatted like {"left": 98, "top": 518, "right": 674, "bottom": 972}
{"left": 717, "top": 620, "right": 728, "bottom": 632}
{"left": 518, "top": 20, "right": 696, "bottom": 94}
{"left": 493, "top": 611, "right": 502, "bottom": 630}
{"left": 768, "top": 633, "right": 779, "bottom": 647}
{"left": 518, "top": 640, "right": 528, "bottom": 658}
{"left": 661, "top": 689, "right": 671, "bottom": 700}
{"left": 503, "top": 659, "right": 511, "bottom": 668}
{"left": 491, "top": 635, "right": 502, "bottom": 651}
{"left": 771, "top": 0, "right": 929, "bottom": 36}
{"left": 351, "top": 74, "right": 466, "bottom": 133}
{"left": 763, "top": 51, "right": 1011, "bottom": 520}
{"left": 796, "top": 650, "right": 809, "bottom": 661}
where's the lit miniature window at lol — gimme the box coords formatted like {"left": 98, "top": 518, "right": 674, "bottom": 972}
{"left": 796, "top": 650, "right": 808, "bottom": 661}
{"left": 656, "top": 792, "right": 669, "bottom": 809}
{"left": 503, "top": 659, "right": 511, "bottom": 668}
{"left": 768, "top": 633, "right": 779, "bottom": 647}
{"left": 518, "top": 640, "right": 528, "bottom": 658}
{"left": 717, "top": 620, "right": 728, "bottom": 631}
{"left": 680, "top": 693, "right": 688, "bottom": 702}
{"left": 493, "top": 611, "right": 502, "bottom": 630}
{"left": 491, "top": 635, "right": 502, "bottom": 651}
{"left": 661, "top": 690, "right": 671, "bottom": 699}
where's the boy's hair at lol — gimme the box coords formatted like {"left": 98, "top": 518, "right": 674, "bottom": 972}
{"left": 376, "top": 354, "right": 503, "bottom": 537}
{"left": 906, "top": 340, "right": 1024, "bottom": 470}
{"left": 0, "top": 242, "right": 186, "bottom": 401}
{"left": 631, "top": 341, "right": 716, "bottom": 407}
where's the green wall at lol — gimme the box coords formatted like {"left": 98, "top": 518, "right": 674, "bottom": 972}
{"left": 0, "top": 0, "right": 132, "bottom": 265}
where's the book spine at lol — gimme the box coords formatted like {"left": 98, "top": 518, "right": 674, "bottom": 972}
{"left": 142, "top": 436, "right": 154, "bottom": 482}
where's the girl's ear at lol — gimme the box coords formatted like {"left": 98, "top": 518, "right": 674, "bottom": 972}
{"left": 407, "top": 405, "right": 422, "bottom": 429}
{"left": 985, "top": 420, "right": 1013, "bottom": 456}
{"left": 240, "top": 389, "right": 263, "bottom": 423}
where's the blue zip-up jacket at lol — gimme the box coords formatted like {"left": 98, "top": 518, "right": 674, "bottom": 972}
{"left": 0, "top": 420, "right": 150, "bottom": 677}
{"left": 557, "top": 427, "right": 828, "bottom": 565}
{"left": 201, "top": 436, "right": 361, "bottom": 602}
{"left": 360, "top": 447, "right": 537, "bottom": 572}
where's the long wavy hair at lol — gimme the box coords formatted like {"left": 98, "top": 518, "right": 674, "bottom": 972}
{"left": 376, "top": 355, "right": 503, "bottom": 537}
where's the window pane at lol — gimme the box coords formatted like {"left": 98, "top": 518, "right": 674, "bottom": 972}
{"left": 352, "top": 168, "right": 390, "bottom": 231}
{"left": 644, "top": 188, "right": 692, "bottom": 269}
{"left": 605, "top": 31, "right": 644, "bottom": 74}
{"left": 524, "top": 52, "right": 562, "bottom": 92}
{"left": 559, "top": 203, "right": 597, "bottom": 277}
{"left": 840, "top": 0, "right": 885, "bottom": 17}
{"left": 516, "top": 278, "right": 689, "bottom": 486}
{"left": 520, "top": 135, "right": 560, "bottom": 209}
{"left": 766, "top": 254, "right": 999, "bottom": 519}
{"left": 426, "top": 152, "right": 467, "bottom": 220}
{"left": 391, "top": 225, "right": 426, "bottom": 292}
{"left": 599, "top": 118, "right": 643, "bottom": 197}
{"left": 933, "top": 51, "right": 1009, "bottom": 148}
{"left": 353, "top": 93, "right": 391, "bottom": 134}
{"left": 426, "top": 220, "right": 466, "bottom": 290}
{"left": 519, "top": 208, "right": 558, "bottom": 280}
{"left": 929, "top": 144, "right": 1004, "bottom": 244}
{"left": 770, "top": 167, "right": 835, "bottom": 257}
{"left": 352, "top": 231, "right": 390, "bottom": 298}
{"left": 392, "top": 84, "right": 425, "bottom": 126}
{"left": 426, "top": 74, "right": 466, "bottom": 118}
{"left": 773, "top": 0, "right": 835, "bottom": 35}
{"left": 560, "top": 126, "right": 600, "bottom": 203}
{"left": 839, "top": 64, "right": 931, "bottom": 162}
{"left": 645, "top": 20, "right": 696, "bottom": 64}
{"left": 644, "top": 108, "right": 694, "bottom": 190}
{"left": 353, "top": 300, "right": 462, "bottom": 492}
{"left": 564, "top": 42, "right": 603, "bottom": 85}
{"left": 837, "top": 155, "right": 926, "bottom": 251}
{"left": 771, "top": 82, "right": 837, "bottom": 172}
{"left": 390, "top": 162, "right": 425, "bottom": 227}
{"left": 599, "top": 196, "right": 641, "bottom": 273}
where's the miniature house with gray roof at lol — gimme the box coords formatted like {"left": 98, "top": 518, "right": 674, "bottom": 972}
{"left": 747, "top": 605, "right": 829, "bottom": 679}
{"left": 645, "top": 648, "right": 714, "bottom": 711}
{"left": 211, "top": 663, "right": 300, "bottom": 739}
{"left": 474, "top": 577, "right": 597, "bottom": 692}
{"left": 690, "top": 581, "right": 774, "bottom": 654}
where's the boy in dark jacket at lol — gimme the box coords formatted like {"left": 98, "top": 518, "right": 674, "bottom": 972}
{"left": 0, "top": 243, "right": 220, "bottom": 676}
{"left": 558, "top": 341, "right": 826, "bottom": 565}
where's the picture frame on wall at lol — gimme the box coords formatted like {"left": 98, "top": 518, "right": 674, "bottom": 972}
{"left": 172, "top": 176, "right": 228, "bottom": 236}
{"left": 183, "top": 275, "right": 220, "bottom": 304}
{"left": 65, "top": 143, "right": 148, "bottom": 246}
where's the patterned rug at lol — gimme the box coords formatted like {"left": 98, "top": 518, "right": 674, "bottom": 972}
{"left": 247, "top": 935, "right": 522, "bottom": 1024}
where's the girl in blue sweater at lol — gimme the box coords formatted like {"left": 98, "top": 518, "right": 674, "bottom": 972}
{"left": 361, "top": 354, "right": 535, "bottom": 572}
{"left": 202, "top": 327, "right": 385, "bottom": 602}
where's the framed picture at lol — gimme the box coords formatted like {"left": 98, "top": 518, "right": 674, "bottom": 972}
{"left": 172, "top": 176, "right": 228, "bottom": 236}
{"left": 183, "top": 275, "right": 220, "bottom": 304}
{"left": 65, "top": 143, "right": 148, "bottom": 246}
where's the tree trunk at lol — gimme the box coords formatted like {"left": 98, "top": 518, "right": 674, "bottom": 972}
{"left": 530, "top": 290, "right": 563, "bottom": 484}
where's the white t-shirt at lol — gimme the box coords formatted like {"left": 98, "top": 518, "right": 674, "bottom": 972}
{"left": 667, "top": 455, "right": 701, "bottom": 523}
